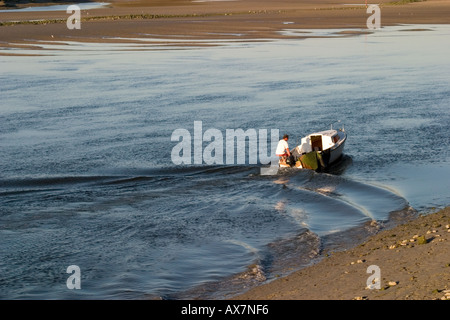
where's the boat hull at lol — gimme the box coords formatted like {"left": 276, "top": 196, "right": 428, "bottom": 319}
{"left": 288, "top": 129, "right": 347, "bottom": 170}
{"left": 324, "top": 131, "right": 346, "bottom": 166}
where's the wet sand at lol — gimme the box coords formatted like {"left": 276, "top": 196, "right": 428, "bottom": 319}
{"left": 234, "top": 207, "right": 450, "bottom": 300}
{"left": 1, "top": 0, "right": 450, "bottom": 49}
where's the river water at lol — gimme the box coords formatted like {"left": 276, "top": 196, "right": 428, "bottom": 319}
{"left": 1, "top": 24, "right": 449, "bottom": 299}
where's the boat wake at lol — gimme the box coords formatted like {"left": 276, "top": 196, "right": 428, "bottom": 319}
{"left": 141, "top": 163, "right": 414, "bottom": 300}
{"left": 0, "top": 162, "right": 416, "bottom": 300}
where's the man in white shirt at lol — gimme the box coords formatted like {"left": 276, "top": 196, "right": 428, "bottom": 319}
{"left": 276, "top": 134, "right": 291, "bottom": 165}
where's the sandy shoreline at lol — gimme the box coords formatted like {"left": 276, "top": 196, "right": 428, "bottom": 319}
{"left": 1, "top": 0, "right": 450, "bottom": 49}
{"left": 233, "top": 206, "right": 450, "bottom": 300}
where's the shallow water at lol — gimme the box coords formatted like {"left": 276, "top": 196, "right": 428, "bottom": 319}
{"left": 0, "top": 25, "right": 449, "bottom": 299}
{"left": 0, "top": 2, "right": 109, "bottom": 12}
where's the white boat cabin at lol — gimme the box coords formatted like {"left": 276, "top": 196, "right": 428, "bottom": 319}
{"left": 295, "top": 130, "right": 341, "bottom": 155}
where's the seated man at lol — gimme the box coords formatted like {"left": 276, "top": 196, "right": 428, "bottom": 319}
{"left": 276, "top": 134, "right": 291, "bottom": 166}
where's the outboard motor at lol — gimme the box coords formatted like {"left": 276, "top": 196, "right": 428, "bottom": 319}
{"left": 286, "top": 154, "right": 296, "bottom": 167}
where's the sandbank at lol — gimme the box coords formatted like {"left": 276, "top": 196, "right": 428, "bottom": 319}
{"left": 1, "top": 0, "right": 450, "bottom": 50}
{"left": 233, "top": 206, "right": 450, "bottom": 300}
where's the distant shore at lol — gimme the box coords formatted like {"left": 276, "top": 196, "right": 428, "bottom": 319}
{"left": 1, "top": 0, "right": 450, "bottom": 50}
{"left": 233, "top": 206, "right": 450, "bottom": 300}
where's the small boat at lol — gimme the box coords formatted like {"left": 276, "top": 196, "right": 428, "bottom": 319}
{"left": 281, "top": 124, "right": 347, "bottom": 171}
